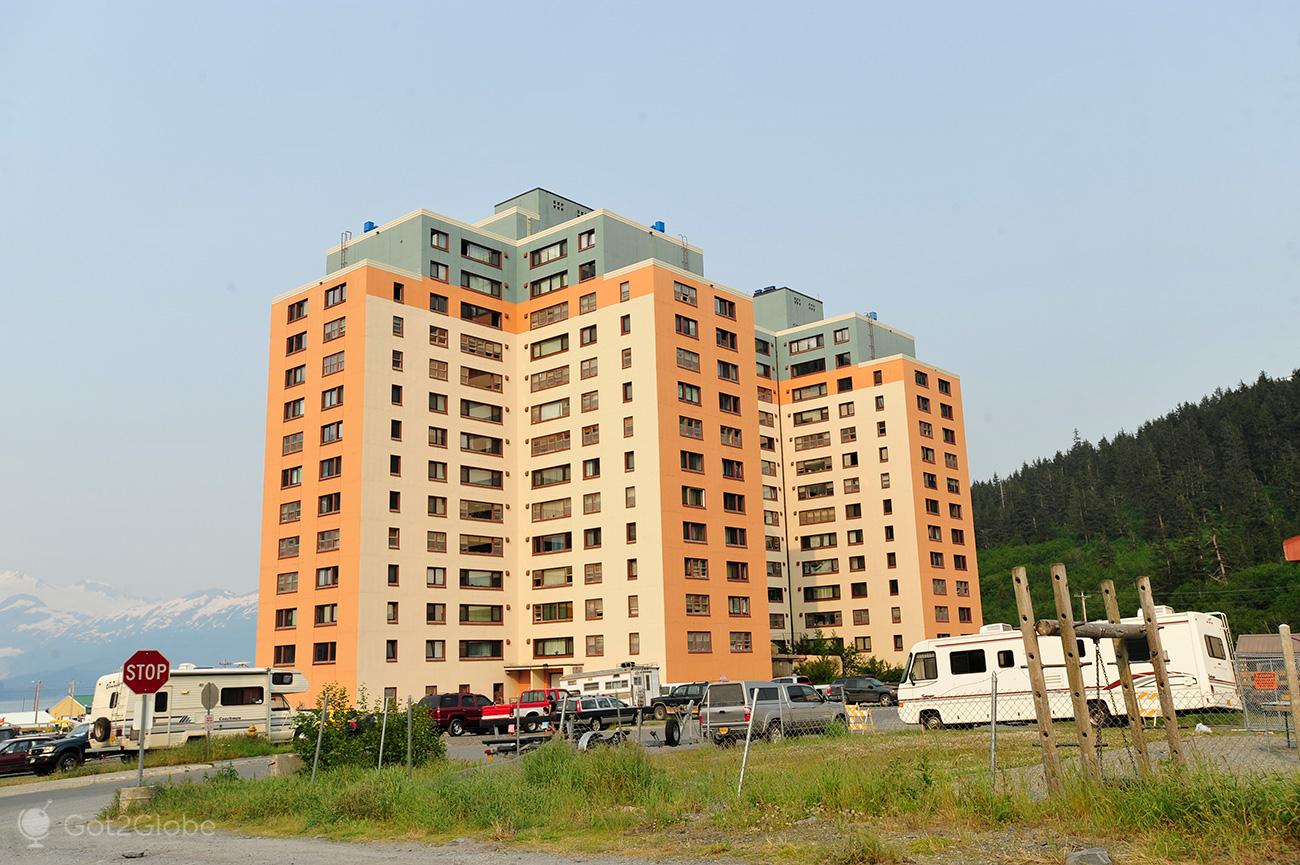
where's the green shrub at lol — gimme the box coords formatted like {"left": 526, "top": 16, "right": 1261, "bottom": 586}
{"left": 291, "top": 683, "right": 444, "bottom": 770}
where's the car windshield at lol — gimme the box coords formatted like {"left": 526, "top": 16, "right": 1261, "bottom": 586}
{"left": 70, "top": 724, "right": 89, "bottom": 737}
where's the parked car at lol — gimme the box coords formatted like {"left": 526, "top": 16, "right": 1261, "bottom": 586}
{"left": 0, "top": 735, "right": 56, "bottom": 776}
{"left": 699, "top": 680, "right": 847, "bottom": 744}
{"left": 480, "top": 688, "right": 573, "bottom": 734}
{"left": 559, "top": 695, "right": 641, "bottom": 730}
{"left": 649, "top": 682, "right": 707, "bottom": 720}
{"left": 826, "top": 677, "right": 898, "bottom": 706}
{"left": 28, "top": 727, "right": 88, "bottom": 774}
{"left": 772, "top": 675, "right": 814, "bottom": 686}
{"left": 418, "top": 692, "right": 493, "bottom": 736}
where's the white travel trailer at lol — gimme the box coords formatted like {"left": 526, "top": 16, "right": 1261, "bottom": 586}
{"left": 558, "top": 664, "right": 661, "bottom": 707}
{"left": 898, "top": 607, "right": 1239, "bottom": 729}
{"left": 87, "top": 664, "right": 308, "bottom": 751}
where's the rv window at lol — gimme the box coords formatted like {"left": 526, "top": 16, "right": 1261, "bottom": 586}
{"left": 1124, "top": 638, "right": 1151, "bottom": 663}
{"left": 1205, "top": 635, "right": 1227, "bottom": 660}
{"left": 271, "top": 672, "right": 295, "bottom": 686}
{"left": 949, "top": 649, "right": 987, "bottom": 675}
{"left": 1077, "top": 639, "right": 1088, "bottom": 658}
{"left": 997, "top": 650, "right": 1015, "bottom": 669}
{"left": 109, "top": 692, "right": 118, "bottom": 709}
{"left": 220, "top": 687, "right": 265, "bottom": 706}
{"left": 909, "top": 651, "right": 938, "bottom": 682}
{"left": 154, "top": 692, "right": 168, "bottom": 712}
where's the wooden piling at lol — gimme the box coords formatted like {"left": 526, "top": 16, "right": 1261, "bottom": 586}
{"left": 1012, "top": 566, "right": 1063, "bottom": 796}
{"left": 1050, "top": 564, "right": 1100, "bottom": 780}
{"left": 1279, "top": 624, "right": 1300, "bottom": 763}
{"left": 1100, "top": 579, "right": 1151, "bottom": 777}
{"left": 1137, "top": 575, "right": 1184, "bottom": 767}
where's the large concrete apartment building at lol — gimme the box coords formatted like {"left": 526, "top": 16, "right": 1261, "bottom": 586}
{"left": 256, "top": 188, "right": 982, "bottom": 705}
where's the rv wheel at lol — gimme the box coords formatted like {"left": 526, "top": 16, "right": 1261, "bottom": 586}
{"left": 91, "top": 717, "right": 111, "bottom": 742}
{"left": 920, "top": 711, "right": 944, "bottom": 730}
{"left": 1088, "top": 701, "right": 1112, "bottom": 728}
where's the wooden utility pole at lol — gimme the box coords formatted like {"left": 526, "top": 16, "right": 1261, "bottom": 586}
{"left": 1012, "top": 566, "right": 1063, "bottom": 796}
{"left": 1136, "top": 575, "right": 1184, "bottom": 767}
{"left": 1279, "top": 624, "right": 1300, "bottom": 763}
{"left": 1100, "top": 579, "right": 1151, "bottom": 777}
{"left": 1051, "top": 564, "right": 1100, "bottom": 780}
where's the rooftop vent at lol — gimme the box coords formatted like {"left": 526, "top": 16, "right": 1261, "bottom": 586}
{"left": 650, "top": 220, "right": 665, "bottom": 232}
{"left": 980, "top": 623, "right": 1015, "bottom": 634}
{"left": 363, "top": 220, "right": 377, "bottom": 233}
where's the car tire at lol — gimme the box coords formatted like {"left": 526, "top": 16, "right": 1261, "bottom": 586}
{"left": 58, "top": 752, "right": 82, "bottom": 773}
{"left": 523, "top": 717, "right": 540, "bottom": 733}
{"left": 664, "top": 718, "right": 681, "bottom": 747}
{"left": 91, "top": 717, "right": 112, "bottom": 743}
{"left": 878, "top": 694, "right": 895, "bottom": 707}
{"left": 448, "top": 718, "right": 465, "bottom": 737}
{"left": 765, "top": 721, "right": 785, "bottom": 743}
{"left": 589, "top": 716, "right": 604, "bottom": 732}
{"left": 653, "top": 704, "right": 667, "bottom": 721}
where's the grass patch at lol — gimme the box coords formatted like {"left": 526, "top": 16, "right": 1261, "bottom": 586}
{"left": 125, "top": 729, "right": 1300, "bottom": 864}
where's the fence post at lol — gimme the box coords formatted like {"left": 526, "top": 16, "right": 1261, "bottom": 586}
{"left": 377, "top": 697, "right": 389, "bottom": 770}
{"left": 1100, "top": 579, "right": 1151, "bottom": 777}
{"left": 737, "top": 687, "right": 759, "bottom": 798}
{"left": 1137, "top": 575, "right": 1184, "bottom": 767}
{"left": 1012, "top": 566, "right": 1063, "bottom": 797}
{"left": 406, "top": 697, "right": 413, "bottom": 776}
{"left": 1280, "top": 624, "right": 1300, "bottom": 760}
{"left": 989, "top": 669, "right": 998, "bottom": 787}
{"left": 311, "top": 692, "right": 329, "bottom": 781}
{"left": 514, "top": 694, "right": 521, "bottom": 756}
{"left": 1051, "top": 564, "right": 1100, "bottom": 781}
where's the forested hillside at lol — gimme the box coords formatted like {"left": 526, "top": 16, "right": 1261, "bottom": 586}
{"left": 972, "top": 371, "right": 1300, "bottom": 634}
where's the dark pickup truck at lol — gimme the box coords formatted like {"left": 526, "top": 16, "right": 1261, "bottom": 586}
{"left": 649, "top": 682, "right": 707, "bottom": 720}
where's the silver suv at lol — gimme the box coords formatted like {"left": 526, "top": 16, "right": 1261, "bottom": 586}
{"left": 699, "top": 680, "right": 847, "bottom": 744}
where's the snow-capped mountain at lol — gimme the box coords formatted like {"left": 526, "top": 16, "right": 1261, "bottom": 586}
{"left": 0, "top": 570, "right": 257, "bottom": 706}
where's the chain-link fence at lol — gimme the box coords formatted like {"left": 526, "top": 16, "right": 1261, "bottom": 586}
{"left": 714, "top": 650, "right": 1300, "bottom": 797}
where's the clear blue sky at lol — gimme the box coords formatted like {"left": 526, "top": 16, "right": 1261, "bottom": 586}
{"left": 2, "top": 2, "right": 1297, "bottom": 597}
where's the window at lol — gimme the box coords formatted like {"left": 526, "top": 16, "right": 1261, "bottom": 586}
{"left": 681, "top": 486, "right": 706, "bottom": 508}
{"left": 461, "top": 239, "right": 502, "bottom": 268}
{"left": 276, "top": 572, "right": 298, "bottom": 594}
{"left": 429, "top": 261, "right": 449, "bottom": 282}
{"left": 578, "top": 358, "right": 597, "bottom": 380}
{"left": 728, "top": 596, "right": 750, "bottom": 616}
{"left": 316, "top": 566, "right": 339, "bottom": 588}
{"left": 714, "top": 296, "right": 736, "bottom": 319}
{"left": 723, "top": 526, "right": 747, "bottom": 547}
{"left": 531, "top": 333, "right": 569, "bottom": 359}
{"left": 460, "top": 500, "right": 501, "bottom": 522}
{"left": 460, "top": 640, "right": 503, "bottom": 660}
{"left": 532, "top": 531, "right": 573, "bottom": 554}
{"left": 274, "top": 608, "right": 296, "bottom": 629}
{"left": 676, "top": 347, "right": 701, "bottom": 371}
{"left": 582, "top": 457, "right": 600, "bottom": 478}
{"left": 687, "top": 632, "right": 712, "bottom": 653}
{"left": 578, "top": 229, "right": 595, "bottom": 250}
{"left": 682, "top": 521, "right": 707, "bottom": 543}
{"left": 534, "top": 638, "right": 573, "bottom": 658}
{"left": 318, "top": 493, "right": 340, "bottom": 515}
{"left": 579, "top": 292, "right": 596, "bottom": 314}
{"left": 619, "top": 313, "right": 631, "bottom": 335}
{"left": 532, "top": 566, "right": 573, "bottom": 589}
{"left": 324, "top": 283, "right": 346, "bottom": 307}
{"left": 273, "top": 645, "right": 296, "bottom": 665}
{"left": 461, "top": 301, "right": 502, "bottom": 328}
{"left": 718, "top": 393, "right": 741, "bottom": 414}
{"left": 579, "top": 261, "right": 596, "bottom": 281}
{"left": 678, "top": 382, "right": 701, "bottom": 405}
{"left": 950, "top": 650, "right": 986, "bottom": 675}
{"left": 287, "top": 299, "right": 308, "bottom": 322}
{"left": 531, "top": 397, "right": 570, "bottom": 424}
{"left": 280, "top": 466, "right": 303, "bottom": 489}
{"left": 283, "top": 398, "right": 304, "bottom": 420}
{"left": 533, "top": 601, "right": 572, "bottom": 623}
{"left": 722, "top": 458, "right": 744, "bottom": 479}
{"left": 1205, "top": 635, "right": 1227, "bottom": 660}
{"left": 674, "top": 315, "right": 698, "bottom": 338}
{"left": 387, "top": 601, "right": 400, "bottom": 623}
{"left": 530, "top": 273, "right": 569, "bottom": 299}
{"left": 583, "top": 527, "right": 603, "bottom": 548}
{"left": 580, "top": 391, "right": 598, "bottom": 412}
{"left": 729, "top": 631, "right": 752, "bottom": 652}
{"left": 585, "top": 598, "right": 604, "bottom": 621}
{"left": 461, "top": 399, "right": 502, "bottom": 424}
{"left": 459, "top": 603, "right": 503, "bottom": 624}
{"left": 285, "top": 365, "right": 306, "bottom": 387}
{"left": 530, "top": 239, "right": 567, "bottom": 267}
{"left": 686, "top": 594, "right": 710, "bottom": 615}
{"left": 323, "top": 317, "right": 345, "bottom": 342}
{"left": 316, "top": 529, "right": 339, "bottom": 552}
{"left": 674, "top": 282, "right": 697, "bottom": 305}
{"left": 282, "top": 432, "right": 303, "bottom": 456}
{"left": 715, "top": 328, "right": 737, "bottom": 350}
{"left": 789, "top": 334, "right": 824, "bottom": 354}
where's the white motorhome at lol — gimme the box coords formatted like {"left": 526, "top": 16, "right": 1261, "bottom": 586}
{"left": 558, "top": 664, "right": 661, "bottom": 707}
{"left": 898, "top": 607, "right": 1239, "bottom": 729}
{"left": 87, "top": 664, "right": 308, "bottom": 751}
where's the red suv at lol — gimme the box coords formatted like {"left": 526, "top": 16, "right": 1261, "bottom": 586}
{"left": 480, "top": 688, "right": 573, "bottom": 734}
{"left": 419, "top": 692, "right": 492, "bottom": 736}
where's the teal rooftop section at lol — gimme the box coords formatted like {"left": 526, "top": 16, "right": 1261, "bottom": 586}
{"left": 321, "top": 189, "right": 705, "bottom": 303}
{"left": 753, "top": 286, "right": 919, "bottom": 382}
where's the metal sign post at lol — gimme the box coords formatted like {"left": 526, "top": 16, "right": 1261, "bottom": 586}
{"left": 200, "top": 683, "right": 219, "bottom": 763}
{"left": 121, "top": 649, "right": 170, "bottom": 789}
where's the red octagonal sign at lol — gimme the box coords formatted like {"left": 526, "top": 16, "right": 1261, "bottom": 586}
{"left": 122, "top": 649, "right": 171, "bottom": 694}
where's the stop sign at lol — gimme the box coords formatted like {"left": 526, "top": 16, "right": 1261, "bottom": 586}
{"left": 122, "top": 649, "right": 171, "bottom": 694}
